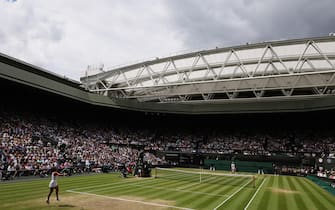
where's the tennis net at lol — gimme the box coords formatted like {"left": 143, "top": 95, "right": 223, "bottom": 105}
{"left": 154, "top": 167, "right": 255, "bottom": 187}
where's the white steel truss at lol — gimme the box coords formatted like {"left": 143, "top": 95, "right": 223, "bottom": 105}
{"left": 81, "top": 36, "right": 335, "bottom": 103}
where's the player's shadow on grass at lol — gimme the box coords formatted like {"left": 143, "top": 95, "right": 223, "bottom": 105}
{"left": 58, "top": 204, "right": 76, "bottom": 208}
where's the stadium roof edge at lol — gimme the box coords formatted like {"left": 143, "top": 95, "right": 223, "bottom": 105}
{"left": 3, "top": 35, "right": 335, "bottom": 114}
{"left": 0, "top": 52, "right": 82, "bottom": 89}
{"left": 80, "top": 35, "right": 335, "bottom": 82}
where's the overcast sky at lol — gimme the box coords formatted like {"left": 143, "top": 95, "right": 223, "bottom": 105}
{"left": 1, "top": 0, "right": 334, "bottom": 81}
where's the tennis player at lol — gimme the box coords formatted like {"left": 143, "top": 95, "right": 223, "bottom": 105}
{"left": 46, "top": 167, "right": 65, "bottom": 204}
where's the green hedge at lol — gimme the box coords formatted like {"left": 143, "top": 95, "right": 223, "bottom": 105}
{"left": 306, "top": 175, "right": 335, "bottom": 196}
{"left": 204, "top": 159, "right": 273, "bottom": 173}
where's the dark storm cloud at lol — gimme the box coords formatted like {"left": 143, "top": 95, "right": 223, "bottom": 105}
{"left": 165, "top": 0, "right": 335, "bottom": 49}
{"left": 1, "top": 0, "right": 334, "bottom": 81}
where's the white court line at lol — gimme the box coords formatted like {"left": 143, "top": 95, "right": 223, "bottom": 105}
{"left": 70, "top": 176, "right": 186, "bottom": 192}
{"left": 71, "top": 178, "right": 157, "bottom": 192}
{"left": 69, "top": 179, "right": 132, "bottom": 191}
{"left": 177, "top": 181, "right": 202, "bottom": 190}
{"left": 157, "top": 167, "right": 253, "bottom": 177}
{"left": 123, "top": 183, "right": 228, "bottom": 197}
{"left": 67, "top": 190, "right": 194, "bottom": 210}
{"left": 69, "top": 175, "right": 227, "bottom": 197}
{"left": 71, "top": 172, "right": 191, "bottom": 191}
{"left": 177, "top": 175, "right": 218, "bottom": 190}
{"left": 213, "top": 179, "right": 253, "bottom": 210}
{"left": 244, "top": 178, "right": 267, "bottom": 210}
{"left": 70, "top": 176, "right": 159, "bottom": 191}
{"left": 79, "top": 181, "right": 228, "bottom": 197}
{"left": 83, "top": 182, "right": 139, "bottom": 192}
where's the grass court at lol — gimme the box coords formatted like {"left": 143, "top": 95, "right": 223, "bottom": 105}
{"left": 0, "top": 168, "right": 334, "bottom": 210}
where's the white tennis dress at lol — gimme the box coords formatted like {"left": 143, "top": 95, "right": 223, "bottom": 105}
{"left": 49, "top": 172, "right": 58, "bottom": 188}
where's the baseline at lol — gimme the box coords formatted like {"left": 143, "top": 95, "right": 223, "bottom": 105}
{"left": 67, "top": 190, "right": 194, "bottom": 210}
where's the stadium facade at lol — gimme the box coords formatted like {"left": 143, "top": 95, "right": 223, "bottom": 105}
{"left": 1, "top": 35, "right": 335, "bottom": 114}
{"left": 1, "top": 35, "right": 335, "bottom": 201}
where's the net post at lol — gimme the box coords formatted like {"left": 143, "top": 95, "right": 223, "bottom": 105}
{"left": 155, "top": 167, "right": 157, "bottom": 178}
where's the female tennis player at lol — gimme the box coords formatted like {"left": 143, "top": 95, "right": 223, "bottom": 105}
{"left": 46, "top": 167, "right": 65, "bottom": 204}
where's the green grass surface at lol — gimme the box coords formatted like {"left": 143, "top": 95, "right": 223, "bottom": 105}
{"left": 0, "top": 168, "right": 334, "bottom": 210}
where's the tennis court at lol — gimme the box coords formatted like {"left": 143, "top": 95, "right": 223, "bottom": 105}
{"left": 0, "top": 168, "right": 334, "bottom": 210}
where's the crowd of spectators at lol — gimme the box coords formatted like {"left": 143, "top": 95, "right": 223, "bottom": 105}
{"left": 0, "top": 112, "right": 166, "bottom": 180}
{"left": 107, "top": 130, "right": 335, "bottom": 156}
{"left": 198, "top": 131, "right": 335, "bottom": 156}
{"left": 1, "top": 111, "right": 335, "bottom": 181}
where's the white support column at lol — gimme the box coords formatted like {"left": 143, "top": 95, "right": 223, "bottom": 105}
{"left": 217, "top": 50, "right": 233, "bottom": 79}
{"left": 231, "top": 49, "right": 249, "bottom": 77}
{"left": 310, "top": 41, "right": 335, "bottom": 69}
{"left": 157, "top": 60, "right": 172, "bottom": 84}
{"left": 268, "top": 44, "right": 289, "bottom": 74}
{"left": 294, "top": 40, "right": 312, "bottom": 72}
{"left": 200, "top": 54, "right": 217, "bottom": 80}
{"left": 252, "top": 45, "right": 270, "bottom": 77}
{"left": 184, "top": 54, "right": 201, "bottom": 82}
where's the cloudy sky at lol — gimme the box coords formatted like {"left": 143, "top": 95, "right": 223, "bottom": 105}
{"left": 1, "top": 0, "right": 334, "bottom": 81}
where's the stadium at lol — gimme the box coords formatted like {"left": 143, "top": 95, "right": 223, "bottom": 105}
{"left": 1, "top": 36, "right": 335, "bottom": 210}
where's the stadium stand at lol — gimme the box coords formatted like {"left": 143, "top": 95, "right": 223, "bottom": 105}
{"left": 1, "top": 108, "right": 335, "bottom": 181}
{"left": 0, "top": 44, "right": 335, "bottom": 184}
{"left": 0, "top": 111, "right": 167, "bottom": 180}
